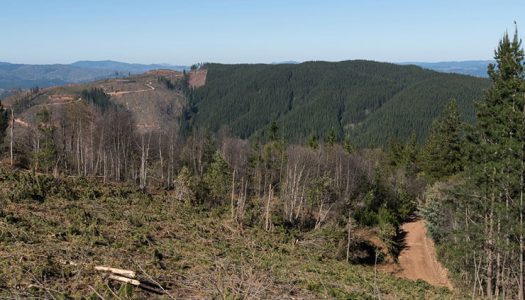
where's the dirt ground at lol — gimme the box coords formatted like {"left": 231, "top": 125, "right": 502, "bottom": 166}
{"left": 189, "top": 69, "right": 207, "bottom": 88}
{"left": 396, "top": 220, "right": 453, "bottom": 289}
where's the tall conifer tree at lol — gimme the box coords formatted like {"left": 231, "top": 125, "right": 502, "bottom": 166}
{"left": 420, "top": 100, "right": 464, "bottom": 180}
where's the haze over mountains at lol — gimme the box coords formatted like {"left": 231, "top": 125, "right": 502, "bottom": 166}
{"left": 405, "top": 60, "right": 493, "bottom": 78}
{"left": 0, "top": 60, "right": 187, "bottom": 89}
{"left": 0, "top": 59, "right": 492, "bottom": 92}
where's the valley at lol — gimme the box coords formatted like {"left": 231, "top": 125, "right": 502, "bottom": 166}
{"left": 0, "top": 36, "right": 521, "bottom": 299}
{"left": 2, "top": 1, "right": 525, "bottom": 298}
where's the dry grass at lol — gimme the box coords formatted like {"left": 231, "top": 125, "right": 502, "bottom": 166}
{"left": 0, "top": 168, "right": 456, "bottom": 299}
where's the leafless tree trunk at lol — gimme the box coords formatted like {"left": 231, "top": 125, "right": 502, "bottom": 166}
{"left": 518, "top": 156, "right": 525, "bottom": 300}
{"left": 346, "top": 210, "right": 353, "bottom": 263}
{"left": 231, "top": 169, "right": 236, "bottom": 221}
{"left": 9, "top": 109, "right": 14, "bottom": 166}
{"left": 237, "top": 178, "right": 248, "bottom": 226}
{"left": 139, "top": 133, "right": 151, "bottom": 190}
{"left": 159, "top": 133, "right": 164, "bottom": 185}
{"left": 265, "top": 184, "right": 273, "bottom": 231}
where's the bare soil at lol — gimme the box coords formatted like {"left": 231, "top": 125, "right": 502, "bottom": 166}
{"left": 189, "top": 69, "right": 207, "bottom": 88}
{"left": 396, "top": 220, "right": 453, "bottom": 289}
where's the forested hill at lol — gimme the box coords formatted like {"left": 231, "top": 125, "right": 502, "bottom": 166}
{"left": 186, "top": 60, "right": 490, "bottom": 146}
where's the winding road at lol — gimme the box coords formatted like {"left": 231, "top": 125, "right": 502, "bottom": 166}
{"left": 397, "top": 220, "right": 453, "bottom": 289}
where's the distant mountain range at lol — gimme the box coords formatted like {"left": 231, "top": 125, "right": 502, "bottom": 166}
{"left": 271, "top": 60, "right": 494, "bottom": 77}
{"left": 402, "top": 60, "right": 493, "bottom": 78}
{"left": 0, "top": 59, "right": 493, "bottom": 90}
{"left": 0, "top": 60, "right": 188, "bottom": 89}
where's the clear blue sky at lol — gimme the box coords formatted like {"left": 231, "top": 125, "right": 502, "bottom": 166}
{"left": 1, "top": 0, "right": 524, "bottom": 65}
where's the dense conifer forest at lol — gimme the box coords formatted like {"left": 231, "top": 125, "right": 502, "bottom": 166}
{"left": 185, "top": 60, "right": 489, "bottom": 146}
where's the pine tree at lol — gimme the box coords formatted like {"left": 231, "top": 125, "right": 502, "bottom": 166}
{"left": 386, "top": 137, "right": 404, "bottom": 167}
{"left": 324, "top": 127, "right": 337, "bottom": 146}
{"left": 203, "top": 151, "right": 232, "bottom": 204}
{"left": 449, "top": 29, "right": 525, "bottom": 298}
{"left": 34, "top": 108, "right": 57, "bottom": 173}
{"left": 343, "top": 134, "right": 355, "bottom": 154}
{"left": 403, "top": 131, "right": 419, "bottom": 176}
{"left": 420, "top": 100, "right": 464, "bottom": 180}
{"left": 268, "top": 121, "right": 279, "bottom": 142}
{"left": 308, "top": 134, "right": 318, "bottom": 150}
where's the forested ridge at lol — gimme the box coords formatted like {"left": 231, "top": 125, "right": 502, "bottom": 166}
{"left": 185, "top": 60, "right": 489, "bottom": 146}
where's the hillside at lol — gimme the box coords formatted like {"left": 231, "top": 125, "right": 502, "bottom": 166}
{"left": 406, "top": 60, "right": 493, "bottom": 78}
{"left": 186, "top": 60, "right": 489, "bottom": 146}
{"left": 0, "top": 61, "right": 188, "bottom": 89}
{"left": 0, "top": 167, "right": 455, "bottom": 299}
{"left": 3, "top": 70, "right": 186, "bottom": 134}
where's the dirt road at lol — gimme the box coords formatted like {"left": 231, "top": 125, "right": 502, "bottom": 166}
{"left": 107, "top": 81, "right": 155, "bottom": 96}
{"left": 397, "top": 220, "right": 453, "bottom": 289}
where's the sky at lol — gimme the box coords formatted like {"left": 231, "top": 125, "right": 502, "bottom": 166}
{"left": 1, "top": 0, "right": 524, "bottom": 65}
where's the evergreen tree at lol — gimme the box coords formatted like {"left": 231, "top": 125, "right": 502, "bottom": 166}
{"left": 403, "top": 131, "right": 419, "bottom": 174}
{"left": 471, "top": 29, "right": 525, "bottom": 298}
{"left": 343, "top": 134, "right": 355, "bottom": 154}
{"left": 441, "top": 29, "right": 525, "bottom": 298}
{"left": 386, "top": 137, "right": 404, "bottom": 167}
{"left": 268, "top": 121, "right": 279, "bottom": 142}
{"left": 34, "top": 108, "right": 56, "bottom": 173}
{"left": 203, "top": 151, "right": 232, "bottom": 204}
{"left": 324, "top": 127, "right": 337, "bottom": 146}
{"left": 420, "top": 100, "right": 464, "bottom": 180}
{"left": 308, "top": 134, "right": 319, "bottom": 150}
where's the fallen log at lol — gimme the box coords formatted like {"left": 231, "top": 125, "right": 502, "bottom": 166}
{"left": 108, "top": 274, "right": 164, "bottom": 295}
{"left": 94, "top": 266, "right": 136, "bottom": 278}
{"left": 108, "top": 274, "right": 140, "bottom": 286}
{"left": 95, "top": 265, "right": 165, "bottom": 295}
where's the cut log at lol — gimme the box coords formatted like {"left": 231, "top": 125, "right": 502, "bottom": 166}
{"left": 95, "top": 266, "right": 136, "bottom": 278}
{"left": 108, "top": 274, "right": 141, "bottom": 286}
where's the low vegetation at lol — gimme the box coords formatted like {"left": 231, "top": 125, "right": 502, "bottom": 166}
{"left": 0, "top": 167, "right": 454, "bottom": 299}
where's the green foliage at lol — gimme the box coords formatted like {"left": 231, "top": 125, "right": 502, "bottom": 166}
{"left": 420, "top": 100, "right": 465, "bottom": 180}
{"left": 157, "top": 76, "right": 175, "bottom": 90}
{"left": 0, "top": 167, "right": 456, "bottom": 299}
{"left": 353, "top": 74, "right": 488, "bottom": 146}
{"left": 268, "top": 121, "right": 280, "bottom": 142}
{"left": 203, "top": 151, "right": 232, "bottom": 203}
{"left": 354, "top": 173, "right": 405, "bottom": 228}
{"left": 118, "top": 283, "right": 133, "bottom": 298}
{"left": 307, "top": 134, "right": 318, "bottom": 149}
{"left": 430, "top": 30, "right": 525, "bottom": 297}
{"left": 386, "top": 138, "right": 405, "bottom": 167}
{"left": 386, "top": 133, "right": 420, "bottom": 175}
{"left": 306, "top": 174, "right": 335, "bottom": 207}
{"left": 81, "top": 88, "right": 113, "bottom": 113}
{"left": 324, "top": 127, "right": 337, "bottom": 146}
{"left": 185, "top": 61, "right": 488, "bottom": 146}
{"left": 343, "top": 134, "right": 355, "bottom": 154}
{"left": 34, "top": 108, "right": 56, "bottom": 173}
{"left": 174, "top": 166, "right": 197, "bottom": 203}
{"left": 420, "top": 190, "right": 447, "bottom": 242}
